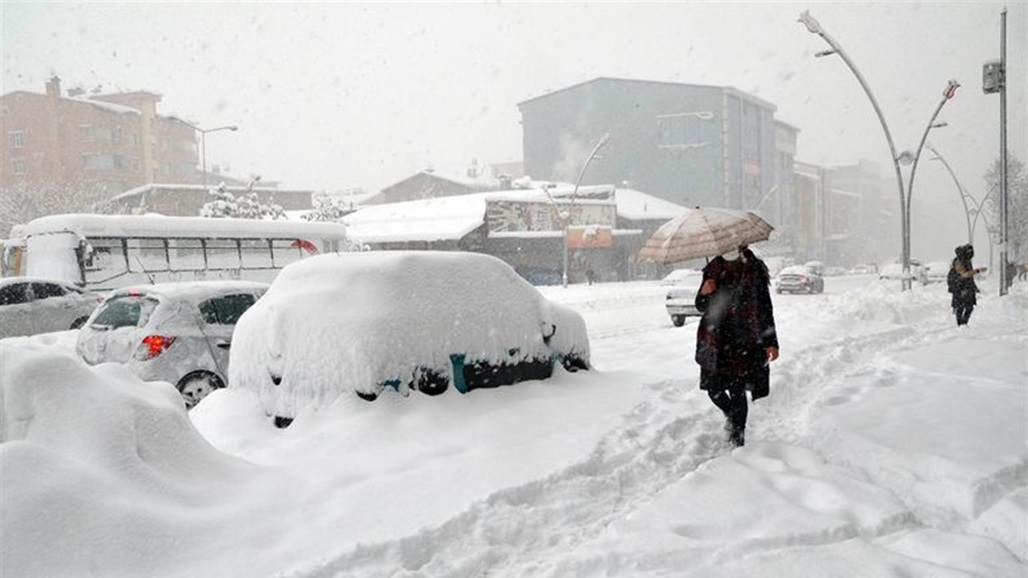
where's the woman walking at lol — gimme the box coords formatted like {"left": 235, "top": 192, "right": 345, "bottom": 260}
{"left": 694, "top": 245, "right": 779, "bottom": 447}
{"left": 949, "top": 244, "right": 986, "bottom": 326}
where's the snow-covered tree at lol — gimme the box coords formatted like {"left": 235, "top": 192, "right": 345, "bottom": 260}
{"left": 199, "top": 183, "right": 285, "bottom": 220}
{"left": 983, "top": 154, "right": 1028, "bottom": 262}
{"left": 0, "top": 181, "right": 112, "bottom": 237}
{"left": 301, "top": 193, "right": 353, "bottom": 222}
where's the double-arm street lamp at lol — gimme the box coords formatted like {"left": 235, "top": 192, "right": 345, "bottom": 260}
{"left": 799, "top": 11, "right": 958, "bottom": 291}
{"left": 168, "top": 116, "right": 238, "bottom": 191}
{"left": 928, "top": 142, "right": 998, "bottom": 267}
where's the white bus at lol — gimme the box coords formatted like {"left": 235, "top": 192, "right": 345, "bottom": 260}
{"left": 9, "top": 214, "right": 353, "bottom": 289}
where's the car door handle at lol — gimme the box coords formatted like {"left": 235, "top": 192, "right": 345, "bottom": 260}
{"left": 215, "top": 340, "right": 231, "bottom": 349}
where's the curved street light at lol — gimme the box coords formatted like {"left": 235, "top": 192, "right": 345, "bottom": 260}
{"left": 903, "top": 80, "right": 960, "bottom": 288}
{"left": 926, "top": 142, "right": 998, "bottom": 270}
{"left": 561, "top": 133, "right": 611, "bottom": 288}
{"left": 167, "top": 116, "right": 239, "bottom": 191}
{"left": 799, "top": 11, "right": 959, "bottom": 290}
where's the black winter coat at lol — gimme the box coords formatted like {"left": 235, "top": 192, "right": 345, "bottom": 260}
{"left": 694, "top": 251, "right": 778, "bottom": 399}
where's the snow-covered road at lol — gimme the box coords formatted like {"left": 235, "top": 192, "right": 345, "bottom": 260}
{"left": 4, "top": 274, "right": 1025, "bottom": 577}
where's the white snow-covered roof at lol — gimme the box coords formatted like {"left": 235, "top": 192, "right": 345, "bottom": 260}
{"left": 66, "top": 97, "right": 141, "bottom": 116}
{"left": 613, "top": 188, "right": 690, "bottom": 221}
{"left": 342, "top": 185, "right": 681, "bottom": 244}
{"left": 342, "top": 188, "right": 575, "bottom": 244}
{"left": 23, "top": 214, "right": 349, "bottom": 240}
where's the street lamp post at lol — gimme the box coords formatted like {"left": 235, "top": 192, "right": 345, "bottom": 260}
{"left": 799, "top": 11, "right": 908, "bottom": 290}
{"left": 799, "top": 11, "right": 958, "bottom": 291}
{"left": 902, "top": 81, "right": 960, "bottom": 289}
{"left": 168, "top": 116, "right": 238, "bottom": 191}
{"left": 561, "top": 133, "right": 610, "bottom": 288}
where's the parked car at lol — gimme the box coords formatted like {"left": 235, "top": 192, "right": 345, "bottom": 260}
{"left": 922, "top": 260, "right": 952, "bottom": 285}
{"left": 776, "top": 265, "right": 824, "bottom": 294}
{"left": 229, "top": 251, "right": 591, "bottom": 424}
{"left": 879, "top": 261, "right": 926, "bottom": 284}
{"left": 850, "top": 263, "right": 877, "bottom": 275}
{"left": 664, "top": 270, "right": 703, "bottom": 326}
{"left": 0, "top": 277, "right": 103, "bottom": 339}
{"left": 660, "top": 268, "right": 701, "bottom": 286}
{"left": 76, "top": 281, "right": 268, "bottom": 409}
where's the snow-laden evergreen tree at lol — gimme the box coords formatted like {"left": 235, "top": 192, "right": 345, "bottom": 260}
{"left": 199, "top": 182, "right": 285, "bottom": 220}
{"left": 301, "top": 193, "right": 352, "bottom": 222}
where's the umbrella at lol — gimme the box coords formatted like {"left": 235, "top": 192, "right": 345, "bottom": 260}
{"left": 638, "top": 207, "right": 774, "bottom": 265}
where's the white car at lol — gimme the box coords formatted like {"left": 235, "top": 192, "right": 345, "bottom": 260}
{"left": 230, "top": 251, "right": 591, "bottom": 424}
{"left": 0, "top": 277, "right": 103, "bottom": 339}
{"left": 664, "top": 270, "right": 703, "bottom": 326}
{"left": 922, "top": 261, "right": 952, "bottom": 285}
{"left": 76, "top": 281, "right": 268, "bottom": 409}
{"left": 776, "top": 265, "right": 824, "bottom": 294}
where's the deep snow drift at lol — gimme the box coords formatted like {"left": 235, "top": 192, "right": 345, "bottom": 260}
{"left": 1, "top": 275, "right": 1026, "bottom": 577}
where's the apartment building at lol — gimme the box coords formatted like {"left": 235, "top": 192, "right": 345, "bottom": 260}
{"left": 1, "top": 76, "right": 199, "bottom": 194}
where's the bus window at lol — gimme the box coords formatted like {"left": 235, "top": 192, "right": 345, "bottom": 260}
{"left": 168, "top": 238, "right": 206, "bottom": 271}
{"left": 240, "top": 238, "right": 273, "bottom": 269}
{"left": 85, "top": 237, "right": 128, "bottom": 285}
{"left": 271, "top": 239, "right": 305, "bottom": 268}
{"left": 127, "top": 238, "right": 169, "bottom": 272}
{"left": 206, "top": 239, "right": 240, "bottom": 270}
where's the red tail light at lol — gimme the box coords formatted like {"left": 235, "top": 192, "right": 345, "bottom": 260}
{"left": 135, "top": 335, "right": 176, "bottom": 360}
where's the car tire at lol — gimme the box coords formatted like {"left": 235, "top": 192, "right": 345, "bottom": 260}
{"left": 415, "top": 367, "right": 449, "bottom": 396}
{"left": 177, "top": 372, "right": 225, "bottom": 410}
{"left": 671, "top": 315, "right": 685, "bottom": 327}
{"left": 70, "top": 316, "right": 89, "bottom": 330}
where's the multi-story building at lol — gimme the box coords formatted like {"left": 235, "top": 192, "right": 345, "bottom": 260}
{"left": 1, "top": 76, "right": 201, "bottom": 194}
{"left": 517, "top": 77, "right": 782, "bottom": 212}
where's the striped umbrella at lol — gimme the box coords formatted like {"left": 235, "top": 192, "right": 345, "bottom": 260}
{"left": 638, "top": 207, "right": 774, "bottom": 264}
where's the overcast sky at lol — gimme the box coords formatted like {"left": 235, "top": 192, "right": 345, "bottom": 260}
{"left": 3, "top": 1, "right": 1025, "bottom": 258}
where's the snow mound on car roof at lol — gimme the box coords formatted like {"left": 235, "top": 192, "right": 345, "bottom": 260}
{"left": 230, "top": 251, "right": 584, "bottom": 417}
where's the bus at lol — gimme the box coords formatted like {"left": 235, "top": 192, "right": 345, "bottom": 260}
{"left": 7, "top": 213, "right": 353, "bottom": 290}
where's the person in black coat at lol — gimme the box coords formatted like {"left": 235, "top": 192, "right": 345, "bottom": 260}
{"left": 949, "top": 244, "right": 986, "bottom": 326}
{"left": 694, "top": 245, "right": 779, "bottom": 447}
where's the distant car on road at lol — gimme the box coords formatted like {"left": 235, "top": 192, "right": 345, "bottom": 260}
{"left": 76, "top": 281, "right": 268, "bottom": 409}
{"left": 664, "top": 270, "right": 703, "bottom": 326}
{"left": 229, "top": 251, "right": 591, "bottom": 424}
{"left": 0, "top": 277, "right": 103, "bottom": 340}
{"left": 776, "top": 265, "right": 824, "bottom": 294}
{"left": 660, "top": 268, "right": 701, "bottom": 286}
{"left": 922, "top": 260, "right": 952, "bottom": 285}
{"left": 879, "top": 261, "right": 926, "bottom": 284}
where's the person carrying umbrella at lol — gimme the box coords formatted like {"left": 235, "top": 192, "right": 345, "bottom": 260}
{"left": 694, "top": 244, "right": 779, "bottom": 447}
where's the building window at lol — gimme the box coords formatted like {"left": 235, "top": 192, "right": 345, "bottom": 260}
{"left": 657, "top": 111, "right": 716, "bottom": 150}
{"left": 127, "top": 133, "right": 138, "bottom": 146}
{"left": 80, "top": 125, "right": 94, "bottom": 142}
{"left": 131, "top": 159, "right": 141, "bottom": 173}
{"left": 83, "top": 153, "right": 115, "bottom": 170}
{"left": 113, "top": 127, "right": 122, "bottom": 145}
{"left": 12, "top": 159, "right": 26, "bottom": 175}
{"left": 8, "top": 131, "right": 24, "bottom": 148}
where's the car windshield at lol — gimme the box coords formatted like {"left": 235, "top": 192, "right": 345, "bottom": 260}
{"left": 90, "top": 295, "right": 158, "bottom": 330}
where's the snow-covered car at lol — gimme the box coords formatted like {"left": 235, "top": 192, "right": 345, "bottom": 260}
{"left": 879, "top": 261, "right": 925, "bottom": 284}
{"left": 0, "top": 277, "right": 103, "bottom": 339}
{"left": 660, "top": 268, "right": 701, "bottom": 286}
{"left": 230, "top": 251, "right": 591, "bottom": 422}
{"left": 664, "top": 270, "right": 703, "bottom": 326}
{"left": 776, "top": 265, "right": 824, "bottom": 294}
{"left": 76, "top": 281, "right": 268, "bottom": 409}
{"left": 922, "top": 260, "right": 952, "bottom": 285}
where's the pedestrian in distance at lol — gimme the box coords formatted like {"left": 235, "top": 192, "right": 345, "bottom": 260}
{"left": 694, "top": 245, "right": 780, "bottom": 448}
{"left": 947, "top": 244, "right": 986, "bottom": 326}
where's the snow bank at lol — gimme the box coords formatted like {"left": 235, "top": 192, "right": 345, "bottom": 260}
{"left": 0, "top": 340, "right": 277, "bottom": 577}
